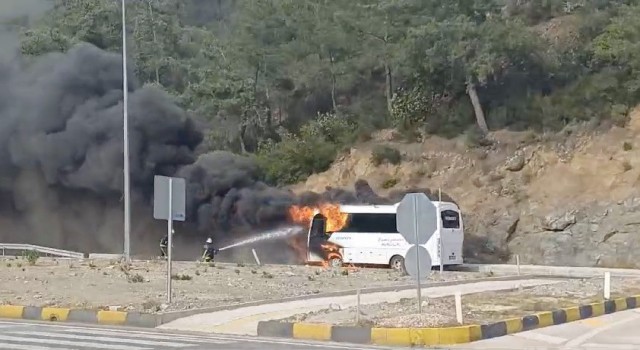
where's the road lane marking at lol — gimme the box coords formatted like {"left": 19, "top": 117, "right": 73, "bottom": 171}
{"left": 9, "top": 331, "right": 194, "bottom": 347}
{"left": 582, "top": 318, "right": 606, "bottom": 327}
{"left": 59, "top": 327, "right": 234, "bottom": 343}
{"left": 0, "top": 335, "right": 149, "bottom": 350}
{"left": 562, "top": 312, "right": 640, "bottom": 349}
{"left": 582, "top": 343, "right": 639, "bottom": 349}
{"left": 513, "top": 331, "right": 567, "bottom": 344}
{"left": 0, "top": 343, "right": 58, "bottom": 350}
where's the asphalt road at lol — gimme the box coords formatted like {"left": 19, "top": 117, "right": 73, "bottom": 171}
{"left": 0, "top": 320, "right": 410, "bottom": 350}
{"left": 454, "top": 308, "right": 640, "bottom": 350}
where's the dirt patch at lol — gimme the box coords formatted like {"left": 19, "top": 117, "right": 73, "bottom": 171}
{"left": 282, "top": 276, "right": 640, "bottom": 328}
{"left": 0, "top": 257, "right": 494, "bottom": 313}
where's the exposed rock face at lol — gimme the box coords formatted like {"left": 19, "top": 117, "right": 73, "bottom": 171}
{"left": 541, "top": 210, "right": 577, "bottom": 231}
{"left": 505, "top": 151, "right": 526, "bottom": 172}
{"left": 480, "top": 197, "right": 640, "bottom": 268}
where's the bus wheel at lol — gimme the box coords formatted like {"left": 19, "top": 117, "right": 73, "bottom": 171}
{"left": 390, "top": 255, "right": 406, "bottom": 274}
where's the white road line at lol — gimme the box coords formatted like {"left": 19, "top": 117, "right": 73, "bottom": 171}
{"left": 0, "top": 322, "right": 36, "bottom": 327}
{"left": 582, "top": 343, "right": 639, "bottom": 349}
{"left": 0, "top": 343, "right": 67, "bottom": 350}
{"left": 605, "top": 336, "right": 640, "bottom": 343}
{"left": 59, "top": 327, "right": 233, "bottom": 343}
{"left": 562, "top": 312, "right": 640, "bottom": 349}
{"left": 513, "top": 331, "right": 567, "bottom": 344}
{"left": 0, "top": 335, "right": 149, "bottom": 350}
{"left": 8, "top": 331, "right": 194, "bottom": 347}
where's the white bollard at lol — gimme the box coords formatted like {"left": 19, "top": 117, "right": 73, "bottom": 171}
{"left": 604, "top": 272, "right": 611, "bottom": 300}
{"left": 455, "top": 291, "right": 463, "bottom": 325}
{"left": 516, "top": 255, "right": 520, "bottom": 276}
{"left": 356, "top": 288, "right": 361, "bottom": 324}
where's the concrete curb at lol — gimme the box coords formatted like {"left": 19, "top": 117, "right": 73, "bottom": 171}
{"left": 0, "top": 305, "right": 158, "bottom": 327}
{"left": 0, "top": 274, "right": 545, "bottom": 328}
{"left": 256, "top": 295, "right": 640, "bottom": 346}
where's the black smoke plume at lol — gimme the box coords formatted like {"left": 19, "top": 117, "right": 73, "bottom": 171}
{"left": 0, "top": 42, "right": 454, "bottom": 262}
{"left": 0, "top": 43, "right": 201, "bottom": 253}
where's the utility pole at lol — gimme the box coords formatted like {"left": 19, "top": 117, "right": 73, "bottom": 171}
{"left": 122, "top": 0, "right": 131, "bottom": 263}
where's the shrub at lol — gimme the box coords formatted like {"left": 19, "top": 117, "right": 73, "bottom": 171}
{"left": 256, "top": 113, "right": 358, "bottom": 186}
{"left": 624, "top": 142, "right": 633, "bottom": 151}
{"left": 23, "top": 250, "right": 39, "bottom": 266}
{"left": 382, "top": 178, "right": 399, "bottom": 189}
{"left": 128, "top": 274, "right": 145, "bottom": 283}
{"left": 256, "top": 134, "right": 338, "bottom": 186}
{"left": 371, "top": 145, "right": 402, "bottom": 166}
{"left": 171, "top": 274, "right": 192, "bottom": 281}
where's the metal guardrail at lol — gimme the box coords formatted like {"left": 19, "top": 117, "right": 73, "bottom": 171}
{"left": 0, "top": 243, "right": 85, "bottom": 259}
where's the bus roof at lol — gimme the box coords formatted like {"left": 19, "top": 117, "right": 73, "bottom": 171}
{"left": 339, "top": 201, "right": 458, "bottom": 214}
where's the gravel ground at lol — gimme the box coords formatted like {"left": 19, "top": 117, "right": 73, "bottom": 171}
{"left": 0, "top": 257, "right": 492, "bottom": 313}
{"left": 283, "top": 276, "right": 640, "bottom": 328}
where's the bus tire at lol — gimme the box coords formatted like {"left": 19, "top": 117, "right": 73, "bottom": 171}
{"left": 389, "top": 255, "right": 406, "bottom": 274}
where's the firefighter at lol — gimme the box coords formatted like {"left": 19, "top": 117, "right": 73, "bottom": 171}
{"left": 201, "top": 237, "right": 219, "bottom": 262}
{"left": 159, "top": 229, "right": 175, "bottom": 259}
{"left": 159, "top": 235, "right": 168, "bottom": 259}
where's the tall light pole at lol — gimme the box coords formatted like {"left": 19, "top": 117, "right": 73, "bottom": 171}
{"left": 122, "top": 0, "right": 131, "bottom": 263}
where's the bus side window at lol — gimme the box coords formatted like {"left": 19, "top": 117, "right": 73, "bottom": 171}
{"left": 441, "top": 210, "right": 460, "bottom": 229}
{"left": 310, "top": 215, "right": 326, "bottom": 237}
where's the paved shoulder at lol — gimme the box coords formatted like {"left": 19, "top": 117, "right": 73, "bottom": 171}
{"left": 0, "top": 320, "right": 403, "bottom": 350}
{"left": 0, "top": 321, "right": 234, "bottom": 350}
{"left": 454, "top": 308, "right": 640, "bottom": 349}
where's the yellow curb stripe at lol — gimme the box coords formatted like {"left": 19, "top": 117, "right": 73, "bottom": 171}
{"left": 590, "top": 303, "right": 605, "bottom": 317}
{"left": 536, "top": 311, "right": 554, "bottom": 327}
{"left": 96, "top": 310, "right": 127, "bottom": 325}
{"left": 292, "top": 323, "right": 331, "bottom": 341}
{"left": 614, "top": 298, "right": 627, "bottom": 311}
{"left": 371, "top": 327, "right": 410, "bottom": 346}
{"left": 565, "top": 306, "right": 581, "bottom": 322}
{"left": 504, "top": 318, "right": 523, "bottom": 334}
{"left": 0, "top": 305, "right": 24, "bottom": 319}
{"left": 371, "top": 325, "right": 481, "bottom": 346}
{"left": 41, "top": 307, "right": 70, "bottom": 321}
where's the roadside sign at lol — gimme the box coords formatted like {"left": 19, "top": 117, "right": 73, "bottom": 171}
{"left": 396, "top": 192, "right": 438, "bottom": 313}
{"left": 396, "top": 193, "right": 437, "bottom": 245}
{"left": 404, "top": 245, "right": 431, "bottom": 283}
{"left": 153, "top": 175, "right": 186, "bottom": 305}
{"left": 153, "top": 175, "right": 186, "bottom": 221}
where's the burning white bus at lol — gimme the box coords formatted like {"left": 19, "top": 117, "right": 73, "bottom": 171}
{"left": 303, "top": 201, "right": 464, "bottom": 271}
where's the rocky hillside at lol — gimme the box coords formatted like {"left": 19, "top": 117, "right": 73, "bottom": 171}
{"left": 290, "top": 107, "right": 640, "bottom": 268}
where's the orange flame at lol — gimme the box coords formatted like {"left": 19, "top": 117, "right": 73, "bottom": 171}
{"left": 288, "top": 203, "right": 348, "bottom": 233}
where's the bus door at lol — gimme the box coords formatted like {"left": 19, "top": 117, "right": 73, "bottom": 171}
{"left": 439, "top": 208, "right": 464, "bottom": 264}
{"left": 306, "top": 214, "right": 327, "bottom": 262}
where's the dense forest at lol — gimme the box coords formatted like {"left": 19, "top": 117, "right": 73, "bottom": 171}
{"left": 10, "top": 0, "right": 640, "bottom": 186}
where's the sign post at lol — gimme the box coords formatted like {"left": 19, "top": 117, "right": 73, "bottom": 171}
{"left": 167, "top": 178, "right": 173, "bottom": 304}
{"left": 438, "top": 188, "right": 443, "bottom": 274}
{"left": 396, "top": 192, "right": 437, "bottom": 313}
{"left": 153, "top": 175, "right": 186, "bottom": 304}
